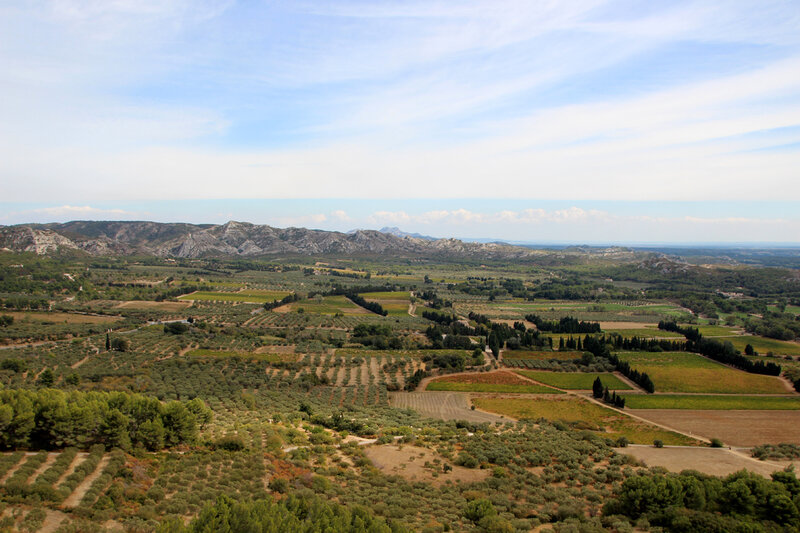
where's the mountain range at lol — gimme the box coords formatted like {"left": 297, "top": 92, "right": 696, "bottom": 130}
{"left": 0, "top": 220, "right": 552, "bottom": 259}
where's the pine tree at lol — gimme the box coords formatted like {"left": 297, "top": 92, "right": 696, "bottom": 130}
{"left": 592, "top": 376, "right": 604, "bottom": 398}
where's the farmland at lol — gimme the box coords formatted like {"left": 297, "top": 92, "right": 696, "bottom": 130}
{"left": 178, "top": 290, "right": 291, "bottom": 303}
{"left": 514, "top": 370, "right": 632, "bottom": 390}
{"left": 621, "top": 394, "right": 800, "bottom": 410}
{"left": 1, "top": 245, "right": 800, "bottom": 532}
{"left": 616, "top": 351, "right": 790, "bottom": 393}
{"left": 472, "top": 396, "right": 698, "bottom": 445}
{"left": 426, "top": 371, "right": 562, "bottom": 393}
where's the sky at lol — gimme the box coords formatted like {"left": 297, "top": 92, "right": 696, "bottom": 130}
{"left": 1, "top": 1, "right": 799, "bottom": 243}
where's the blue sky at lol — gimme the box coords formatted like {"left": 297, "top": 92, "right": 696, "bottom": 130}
{"left": 1, "top": 1, "right": 799, "bottom": 243}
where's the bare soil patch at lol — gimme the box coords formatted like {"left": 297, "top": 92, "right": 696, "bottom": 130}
{"left": 364, "top": 444, "right": 489, "bottom": 486}
{"left": 115, "top": 301, "right": 191, "bottom": 312}
{"left": 618, "top": 445, "right": 797, "bottom": 478}
{"left": 630, "top": 409, "right": 800, "bottom": 446}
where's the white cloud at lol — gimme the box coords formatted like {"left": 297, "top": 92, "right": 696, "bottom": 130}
{"left": 363, "top": 207, "right": 800, "bottom": 242}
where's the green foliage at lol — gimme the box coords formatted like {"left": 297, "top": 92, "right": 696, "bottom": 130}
{"left": 0, "top": 389, "right": 205, "bottom": 450}
{"left": 605, "top": 470, "right": 800, "bottom": 530}
{"left": 158, "top": 493, "right": 409, "bottom": 532}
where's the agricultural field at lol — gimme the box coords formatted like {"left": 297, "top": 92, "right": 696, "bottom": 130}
{"left": 472, "top": 396, "right": 698, "bottom": 445}
{"left": 178, "top": 290, "right": 291, "bottom": 303}
{"left": 276, "top": 295, "right": 370, "bottom": 315}
{"left": 503, "top": 350, "right": 583, "bottom": 360}
{"left": 514, "top": 370, "right": 633, "bottom": 390}
{"left": 425, "top": 371, "right": 562, "bottom": 393}
{"left": 2, "top": 248, "right": 800, "bottom": 532}
{"left": 360, "top": 291, "right": 411, "bottom": 316}
{"left": 722, "top": 335, "right": 800, "bottom": 356}
{"left": 616, "top": 351, "right": 790, "bottom": 394}
{"left": 621, "top": 394, "right": 800, "bottom": 410}
{"left": 628, "top": 410, "right": 800, "bottom": 447}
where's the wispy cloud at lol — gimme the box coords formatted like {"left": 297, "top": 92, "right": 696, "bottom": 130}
{"left": 0, "top": 0, "right": 799, "bottom": 220}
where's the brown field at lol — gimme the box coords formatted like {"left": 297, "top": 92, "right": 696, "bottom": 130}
{"left": 6, "top": 311, "right": 122, "bottom": 324}
{"left": 364, "top": 444, "right": 489, "bottom": 486}
{"left": 388, "top": 391, "right": 508, "bottom": 423}
{"left": 629, "top": 409, "right": 800, "bottom": 446}
{"left": 115, "top": 301, "right": 191, "bottom": 312}
{"left": 618, "top": 446, "right": 796, "bottom": 478}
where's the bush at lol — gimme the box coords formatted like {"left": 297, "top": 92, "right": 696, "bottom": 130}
{"left": 710, "top": 438, "right": 724, "bottom": 448}
{"left": 653, "top": 440, "right": 664, "bottom": 448}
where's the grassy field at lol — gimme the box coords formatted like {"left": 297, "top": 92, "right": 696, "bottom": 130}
{"left": 426, "top": 382, "right": 561, "bottom": 393}
{"left": 361, "top": 291, "right": 410, "bottom": 316}
{"left": 284, "top": 295, "right": 369, "bottom": 315}
{"left": 473, "top": 396, "right": 698, "bottom": 445}
{"left": 686, "top": 324, "right": 741, "bottom": 336}
{"left": 601, "top": 328, "right": 683, "bottom": 338}
{"left": 514, "top": 370, "right": 632, "bottom": 390}
{"left": 179, "top": 290, "right": 290, "bottom": 303}
{"left": 622, "top": 394, "right": 800, "bottom": 410}
{"left": 359, "top": 291, "right": 410, "bottom": 300}
{"left": 722, "top": 335, "right": 800, "bottom": 356}
{"left": 616, "top": 352, "right": 789, "bottom": 394}
{"left": 503, "top": 350, "right": 582, "bottom": 361}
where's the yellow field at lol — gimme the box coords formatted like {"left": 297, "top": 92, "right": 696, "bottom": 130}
{"left": 617, "top": 352, "right": 789, "bottom": 394}
{"left": 473, "top": 396, "right": 697, "bottom": 445}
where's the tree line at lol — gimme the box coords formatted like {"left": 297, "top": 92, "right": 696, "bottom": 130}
{"left": 604, "top": 469, "right": 800, "bottom": 531}
{"left": 0, "top": 389, "right": 211, "bottom": 451}
{"left": 659, "top": 320, "right": 781, "bottom": 376}
{"left": 525, "top": 314, "right": 601, "bottom": 334}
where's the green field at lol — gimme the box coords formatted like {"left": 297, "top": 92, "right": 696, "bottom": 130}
{"left": 361, "top": 291, "right": 411, "bottom": 316}
{"left": 685, "top": 324, "right": 741, "bottom": 337}
{"left": 514, "top": 370, "right": 632, "bottom": 390}
{"left": 179, "top": 290, "right": 291, "bottom": 303}
{"left": 601, "top": 328, "right": 683, "bottom": 338}
{"left": 617, "top": 351, "right": 789, "bottom": 394}
{"left": 503, "top": 350, "right": 583, "bottom": 361}
{"left": 359, "top": 291, "right": 410, "bottom": 300}
{"left": 426, "top": 382, "right": 561, "bottom": 394}
{"left": 622, "top": 394, "right": 800, "bottom": 410}
{"left": 722, "top": 335, "right": 800, "bottom": 356}
{"left": 287, "top": 295, "right": 369, "bottom": 315}
{"left": 473, "top": 396, "right": 698, "bottom": 445}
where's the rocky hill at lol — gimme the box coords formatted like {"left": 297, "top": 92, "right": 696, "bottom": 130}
{"left": 0, "top": 220, "right": 544, "bottom": 259}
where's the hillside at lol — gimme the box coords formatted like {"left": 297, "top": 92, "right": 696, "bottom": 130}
{"left": 0, "top": 220, "right": 555, "bottom": 259}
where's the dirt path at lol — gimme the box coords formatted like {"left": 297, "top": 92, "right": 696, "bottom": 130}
{"left": 61, "top": 454, "right": 109, "bottom": 509}
{"left": 38, "top": 510, "right": 68, "bottom": 533}
{"left": 408, "top": 302, "right": 416, "bottom": 317}
{"left": 26, "top": 452, "right": 59, "bottom": 484}
{"left": 55, "top": 453, "right": 88, "bottom": 488}
{"left": 0, "top": 454, "right": 29, "bottom": 484}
